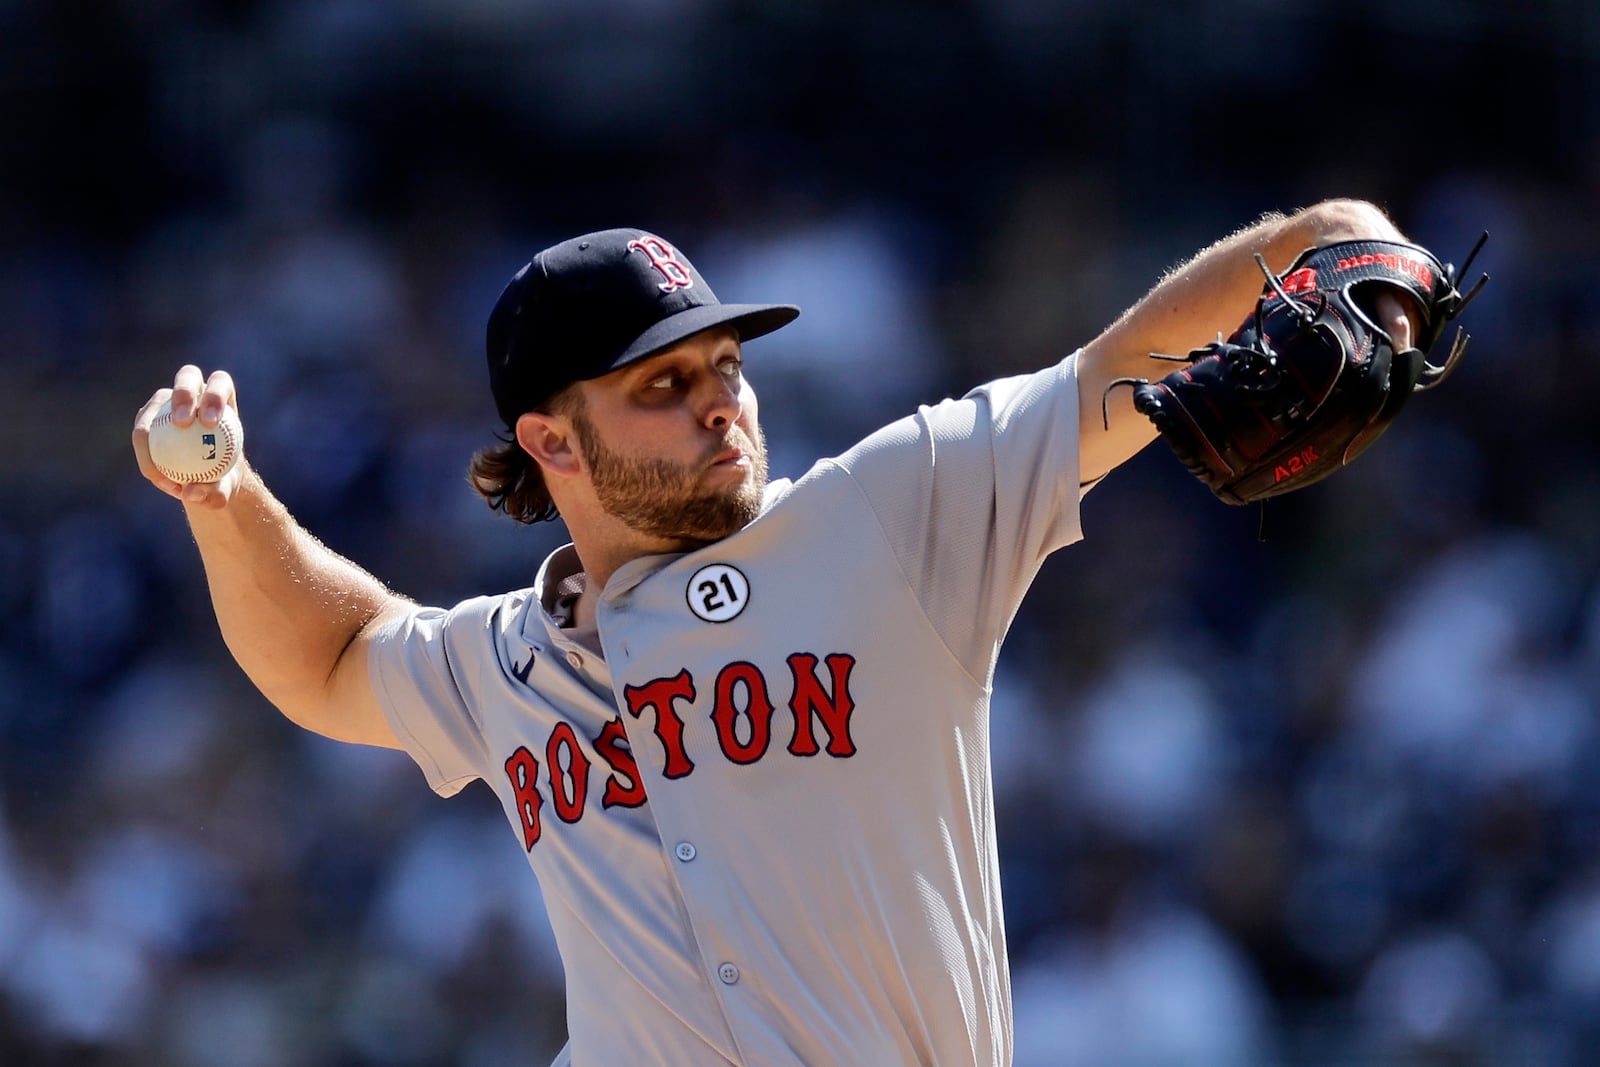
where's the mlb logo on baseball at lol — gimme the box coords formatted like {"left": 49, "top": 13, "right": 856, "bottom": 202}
{"left": 147, "top": 399, "right": 243, "bottom": 484}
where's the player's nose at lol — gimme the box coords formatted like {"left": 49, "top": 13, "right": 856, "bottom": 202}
{"left": 697, "top": 372, "right": 742, "bottom": 429}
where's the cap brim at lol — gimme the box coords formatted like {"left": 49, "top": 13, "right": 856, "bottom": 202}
{"left": 596, "top": 302, "right": 801, "bottom": 380}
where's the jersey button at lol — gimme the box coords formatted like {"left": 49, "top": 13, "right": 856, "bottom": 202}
{"left": 674, "top": 841, "right": 697, "bottom": 862}
{"left": 717, "top": 962, "right": 740, "bottom": 986}
{"left": 565, "top": 650, "right": 583, "bottom": 669}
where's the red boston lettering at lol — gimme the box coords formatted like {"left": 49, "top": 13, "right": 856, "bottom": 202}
{"left": 546, "top": 722, "right": 591, "bottom": 824}
{"left": 624, "top": 669, "right": 698, "bottom": 779}
{"left": 502, "top": 651, "right": 862, "bottom": 851}
{"left": 504, "top": 746, "right": 545, "bottom": 851}
{"left": 594, "top": 718, "right": 649, "bottom": 809}
{"left": 786, "top": 652, "right": 858, "bottom": 757}
{"left": 711, "top": 661, "right": 776, "bottom": 765}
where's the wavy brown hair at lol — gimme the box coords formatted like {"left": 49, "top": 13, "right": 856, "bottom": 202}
{"left": 466, "top": 387, "right": 583, "bottom": 524}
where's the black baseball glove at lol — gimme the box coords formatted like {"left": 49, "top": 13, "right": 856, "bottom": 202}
{"left": 1123, "top": 235, "right": 1488, "bottom": 505}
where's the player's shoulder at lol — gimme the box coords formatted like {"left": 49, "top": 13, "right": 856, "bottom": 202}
{"left": 759, "top": 476, "right": 797, "bottom": 510}
{"left": 378, "top": 588, "right": 535, "bottom": 641}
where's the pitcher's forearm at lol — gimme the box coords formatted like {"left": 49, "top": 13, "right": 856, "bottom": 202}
{"left": 184, "top": 463, "right": 409, "bottom": 717}
{"left": 1117, "top": 200, "right": 1406, "bottom": 368}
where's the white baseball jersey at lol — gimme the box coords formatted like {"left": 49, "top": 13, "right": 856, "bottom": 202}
{"left": 370, "top": 353, "right": 1089, "bottom": 1066}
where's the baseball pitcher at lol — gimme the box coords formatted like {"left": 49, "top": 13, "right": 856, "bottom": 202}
{"left": 131, "top": 201, "right": 1472, "bottom": 1065}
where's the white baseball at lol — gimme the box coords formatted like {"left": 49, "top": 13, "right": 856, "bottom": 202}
{"left": 148, "top": 398, "right": 243, "bottom": 484}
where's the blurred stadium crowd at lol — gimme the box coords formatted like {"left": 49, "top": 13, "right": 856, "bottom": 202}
{"left": 3, "top": 0, "right": 1599, "bottom": 1064}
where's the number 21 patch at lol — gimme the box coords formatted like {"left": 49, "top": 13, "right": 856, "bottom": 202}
{"left": 687, "top": 564, "right": 749, "bottom": 623}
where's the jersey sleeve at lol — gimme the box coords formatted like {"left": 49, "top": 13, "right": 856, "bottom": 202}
{"left": 367, "top": 594, "right": 509, "bottom": 797}
{"left": 831, "top": 351, "right": 1088, "bottom": 681}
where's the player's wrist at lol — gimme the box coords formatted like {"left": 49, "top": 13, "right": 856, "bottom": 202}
{"left": 1295, "top": 199, "right": 1405, "bottom": 248}
{"left": 178, "top": 457, "right": 255, "bottom": 514}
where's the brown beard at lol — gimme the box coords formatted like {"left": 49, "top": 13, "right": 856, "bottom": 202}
{"left": 572, "top": 409, "right": 769, "bottom": 544}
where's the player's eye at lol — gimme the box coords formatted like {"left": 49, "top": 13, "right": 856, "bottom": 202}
{"left": 718, "top": 357, "right": 744, "bottom": 378}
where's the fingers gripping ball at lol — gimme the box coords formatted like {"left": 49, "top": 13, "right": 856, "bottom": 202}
{"left": 148, "top": 400, "right": 243, "bottom": 485}
{"left": 1126, "top": 236, "right": 1488, "bottom": 505}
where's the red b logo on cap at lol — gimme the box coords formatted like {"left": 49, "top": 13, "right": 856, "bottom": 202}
{"left": 628, "top": 235, "right": 695, "bottom": 293}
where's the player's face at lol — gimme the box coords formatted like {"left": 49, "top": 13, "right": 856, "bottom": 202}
{"left": 573, "top": 327, "right": 768, "bottom": 544}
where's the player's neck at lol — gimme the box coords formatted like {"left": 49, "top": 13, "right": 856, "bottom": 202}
{"left": 561, "top": 495, "right": 684, "bottom": 591}
{"left": 569, "top": 524, "right": 707, "bottom": 598}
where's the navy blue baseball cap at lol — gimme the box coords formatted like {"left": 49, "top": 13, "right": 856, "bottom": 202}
{"left": 486, "top": 228, "right": 800, "bottom": 425}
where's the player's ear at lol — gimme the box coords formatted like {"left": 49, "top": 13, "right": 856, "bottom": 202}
{"left": 514, "top": 412, "right": 581, "bottom": 478}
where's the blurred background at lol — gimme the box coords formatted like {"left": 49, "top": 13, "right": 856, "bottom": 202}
{"left": 1, "top": 0, "right": 1596, "bottom": 1064}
